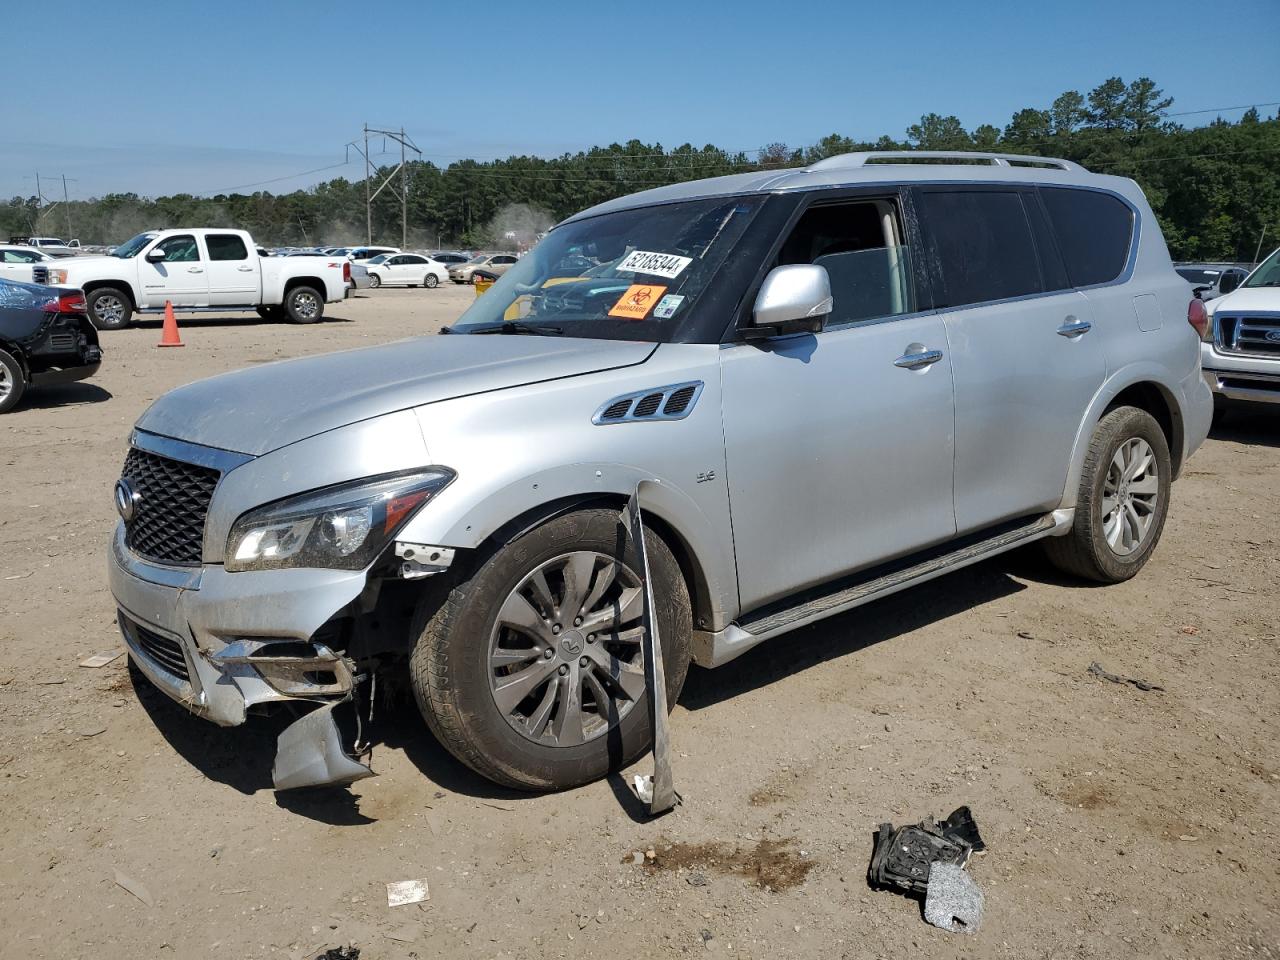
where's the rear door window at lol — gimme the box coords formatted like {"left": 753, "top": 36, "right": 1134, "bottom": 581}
{"left": 919, "top": 190, "right": 1042, "bottom": 308}
{"left": 1039, "top": 187, "right": 1134, "bottom": 287}
{"left": 206, "top": 234, "right": 249, "bottom": 261}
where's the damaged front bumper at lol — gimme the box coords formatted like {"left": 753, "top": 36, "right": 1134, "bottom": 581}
{"left": 108, "top": 524, "right": 370, "bottom": 727}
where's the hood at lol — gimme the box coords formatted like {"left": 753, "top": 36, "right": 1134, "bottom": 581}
{"left": 50, "top": 255, "right": 120, "bottom": 272}
{"left": 136, "top": 334, "right": 657, "bottom": 456}
{"left": 1207, "top": 286, "right": 1280, "bottom": 315}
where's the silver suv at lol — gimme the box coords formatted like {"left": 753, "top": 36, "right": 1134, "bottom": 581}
{"left": 109, "top": 151, "right": 1212, "bottom": 791}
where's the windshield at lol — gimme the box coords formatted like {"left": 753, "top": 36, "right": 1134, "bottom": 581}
{"left": 1243, "top": 249, "right": 1280, "bottom": 288}
{"left": 1175, "top": 268, "right": 1220, "bottom": 285}
{"left": 450, "top": 196, "right": 764, "bottom": 341}
{"left": 112, "top": 232, "right": 159, "bottom": 259}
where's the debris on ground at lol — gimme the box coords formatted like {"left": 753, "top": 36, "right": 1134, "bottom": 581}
{"left": 112, "top": 868, "right": 154, "bottom": 906}
{"left": 1088, "top": 660, "right": 1165, "bottom": 692}
{"left": 868, "top": 807, "right": 986, "bottom": 934}
{"left": 79, "top": 650, "right": 124, "bottom": 668}
{"left": 385, "top": 878, "right": 429, "bottom": 907}
{"left": 313, "top": 946, "right": 359, "bottom": 960}
{"left": 923, "top": 862, "right": 984, "bottom": 933}
{"left": 385, "top": 924, "right": 419, "bottom": 943}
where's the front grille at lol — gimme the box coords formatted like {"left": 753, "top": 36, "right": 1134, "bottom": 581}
{"left": 121, "top": 448, "right": 220, "bottom": 565}
{"left": 121, "top": 613, "right": 190, "bottom": 682}
{"left": 32, "top": 265, "right": 49, "bottom": 285}
{"left": 1217, "top": 315, "right": 1280, "bottom": 357}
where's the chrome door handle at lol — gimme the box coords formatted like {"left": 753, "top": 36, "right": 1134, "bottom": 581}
{"left": 1057, "top": 317, "right": 1092, "bottom": 337}
{"left": 187, "top": 267, "right": 204, "bottom": 273}
{"left": 894, "top": 349, "right": 944, "bottom": 369}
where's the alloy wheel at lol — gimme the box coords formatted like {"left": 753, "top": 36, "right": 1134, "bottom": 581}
{"left": 1101, "top": 437, "right": 1159, "bottom": 556}
{"left": 95, "top": 295, "right": 124, "bottom": 325}
{"left": 0, "top": 363, "right": 11, "bottom": 401}
{"left": 488, "top": 551, "right": 646, "bottom": 747}
{"left": 293, "top": 291, "right": 319, "bottom": 319}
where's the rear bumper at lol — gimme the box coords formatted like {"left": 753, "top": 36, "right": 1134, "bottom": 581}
{"left": 107, "top": 523, "right": 367, "bottom": 726}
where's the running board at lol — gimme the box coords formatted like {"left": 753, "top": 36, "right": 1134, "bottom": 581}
{"left": 693, "top": 509, "right": 1072, "bottom": 669}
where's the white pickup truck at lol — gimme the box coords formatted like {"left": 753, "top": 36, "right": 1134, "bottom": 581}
{"left": 34, "top": 228, "right": 350, "bottom": 329}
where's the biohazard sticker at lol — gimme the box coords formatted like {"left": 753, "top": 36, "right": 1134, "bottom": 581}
{"left": 609, "top": 284, "right": 667, "bottom": 320}
{"left": 617, "top": 250, "right": 693, "bottom": 279}
{"left": 652, "top": 294, "right": 685, "bottom": 319}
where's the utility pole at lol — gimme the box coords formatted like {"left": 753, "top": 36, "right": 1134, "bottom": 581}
{"left": 348, "top": 124, "right": 422, "bottom": 248}
{"left": 62, "top": 174, "right": 72, "bottom": 239}
{"left": 1255, "top": 224, "right": 1269, "bottom": 266}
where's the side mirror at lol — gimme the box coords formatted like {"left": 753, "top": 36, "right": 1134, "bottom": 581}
{"left": 145, "top": 247, "right": 167, "bottom": 263}
{"left": 750, "top": 264, "right": 833, "bottom": 335}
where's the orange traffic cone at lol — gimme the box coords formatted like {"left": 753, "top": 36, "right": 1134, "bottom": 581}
{"left": 158, "top": 301, "right": 184, "bottom": 347}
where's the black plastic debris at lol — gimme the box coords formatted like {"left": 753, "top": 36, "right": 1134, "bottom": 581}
{"left": 1088, "top": 660, "right": 1164, "bottom": 692}
{"left": 314, "top": 947, "right": 360, "bottom": 960}
{"left": 868, "top": 806, "right": 985, "bottom": 896}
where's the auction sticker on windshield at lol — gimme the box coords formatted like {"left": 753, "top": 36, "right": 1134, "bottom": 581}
{"left": 617, "top": 250, "right": 693, "bottom": 279}
{"left": 609, "top": 284, "right": 667, "bottom": 320}
{"left": 653, "top": 294, "right": 685, "bottom": 319}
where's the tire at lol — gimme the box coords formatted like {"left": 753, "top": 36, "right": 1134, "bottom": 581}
{"left": 255, "top": 305, "right": 284, "bottom": 321}
{"left": 284, "top": 285, "right": 323, "bottom": 324}
{"left": 409, "top": 508, "right": 692, "bottom": 791}
{"left": 470, "top": 273, "right": 481, "bottom": 285}
{"left": 1210, "top": 394, "right": 1230, "bottom": 429}
{"left": 367, "top": 274, "right": 381, "bottom": 289}
{"left": 1043, "top": 405, "right": 1172, "bottom": 583}
{"left": 0, "top": 348, "right": 27, "bottom": 414}
{"left": 424, "top": 273, "right": 439, "bottom": 289}
{"left": 86, "top": 287, "right": 133, "bottom": 330}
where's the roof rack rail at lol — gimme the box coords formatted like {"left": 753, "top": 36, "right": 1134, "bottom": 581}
{"left": 808, "top": 151, "right": 1086, "bottom": 173}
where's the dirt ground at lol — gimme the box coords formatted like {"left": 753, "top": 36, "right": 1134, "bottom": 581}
{"left": 0, "top": 286, "right": 1276, "bottom": 960}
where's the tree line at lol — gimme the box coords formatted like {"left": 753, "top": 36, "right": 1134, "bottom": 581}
{"left": 4, "top": 77, "right": 1277, "bottom": 263}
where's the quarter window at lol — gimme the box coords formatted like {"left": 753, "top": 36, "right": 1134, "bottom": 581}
{"left": 920, "top": 190, "right": 1041, "bottom": 307}
{"left": 775, "top": 198, "right": 916, "bottom": 325}
{"left": 206, "top": 234, "right": 249, "bottom": 261}
{"left": 1040, "top": 187, "right": 1133, "bottom": 287}
{"left": 153, "top": 235, "right": 200, "bottom": 263}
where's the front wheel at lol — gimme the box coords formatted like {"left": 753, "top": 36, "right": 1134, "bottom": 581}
{"left": 409, "top": 508, "right": 692, "bottom": 791}
{"left": 0, "top": 348, "right": 27, "bottom": 414}
{"left": 424, "top": 273, "right": 439, "bottom": 288}
{"left": 367, "top": 274, "right": 381, "bottom": 289}
{"left": 86, "top": 287, "right": 133, "bottom": 330}
{"left": 1043, "top": 405, "right": 1171, "bottom": 583}
{"left": 284, "top": 285, "right": 323, "bottom": 324}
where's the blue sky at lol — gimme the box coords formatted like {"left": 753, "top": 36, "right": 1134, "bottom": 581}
{"left": 3, "top": 0, "right": 1277, "bottom": 199}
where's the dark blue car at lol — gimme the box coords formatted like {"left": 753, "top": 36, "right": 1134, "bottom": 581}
{"left": 0, "top": 277, "right": 102, "bottom": 413}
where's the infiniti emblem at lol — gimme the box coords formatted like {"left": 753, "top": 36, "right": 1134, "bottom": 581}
{"left": 114, "top": 479, "right": 140, "bottom": 522}
{"left": 559, "top": 632, "right": 585, "bottom": 656}
{"left": 1266, "top": 329, "right": 1280, "bottom": 343}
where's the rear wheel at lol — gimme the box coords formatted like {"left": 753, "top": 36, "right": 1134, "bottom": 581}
{"left": 1044, "top": 405, "right": 1171, "bottom": 583}
{"left": 409, "top": 508, "right": 692, "bottom": 791}
{"left": 0, "top": 348, "right": 27, "bottom": 414}
{"left": 424, "top": 273, "right": 439, "bottom": 288}
{"left": 87, "top": 287, "right": 133, "bottom": 330}
{"left": 284, "top": 285, "right": 323, "bottom": 324}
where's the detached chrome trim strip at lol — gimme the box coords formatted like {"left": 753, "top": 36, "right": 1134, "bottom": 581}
{"left": 129, "top": 429, "right": 255, "bottom": 473}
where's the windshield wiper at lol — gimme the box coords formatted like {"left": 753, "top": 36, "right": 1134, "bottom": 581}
{"left": 466, "top": 320, "right": 564, "bottom": 336}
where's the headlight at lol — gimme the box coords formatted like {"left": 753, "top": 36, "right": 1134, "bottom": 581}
{"left": 225, "top": 468, "right": 454, "bottom": 572}
{"left": 47, "top": 268, "right": 69, "bottom": 284}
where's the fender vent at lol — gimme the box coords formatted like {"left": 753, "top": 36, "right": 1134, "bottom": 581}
{"left": 592, "top": 381, "right": 704, "bottom": 425}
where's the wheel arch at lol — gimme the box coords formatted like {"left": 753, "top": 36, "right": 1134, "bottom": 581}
{"left": 0, "top": 337, "right": 29, "bottom": 375}
{"left": 1062, "top": 366, "right": 1186, "bottom": 507}
{"left": 82, "top": 279, "right": 137, "bottom": 309}
{"left": 283, "top": 275, "right": 324, "bottom": 297}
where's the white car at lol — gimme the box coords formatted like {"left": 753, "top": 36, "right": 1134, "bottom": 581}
{"left": 35, "top": 228, "right": 350, "bottom": 329}
{"left": 364, "top": 253, "right": 449, "bottom": 289}
{"left": 0, "top": 245, "right": 55, "bottom": 283}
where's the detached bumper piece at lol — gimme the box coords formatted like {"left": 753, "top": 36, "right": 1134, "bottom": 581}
{"left": 208, "top": 639, "right": 374, "bottom": 791}
{"left": 272, "top": 700, "right": 374, "bottom": 791}
{"left": 868, "top": 806, "right": 985, "bottom": 895}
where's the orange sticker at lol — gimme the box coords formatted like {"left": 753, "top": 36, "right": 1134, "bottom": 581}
{"left": 608, "top": 284, "right": 667, "bottom": 320}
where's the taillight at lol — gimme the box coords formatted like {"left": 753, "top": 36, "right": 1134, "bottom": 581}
{"left": 1188, "top": 297, "right": 1211, "bottom": 341}
{"left": 43, "top": 292, "right": 87, "bottom": 314}
{"left": 342, "top": 262, "right": 351, "bottom": 282}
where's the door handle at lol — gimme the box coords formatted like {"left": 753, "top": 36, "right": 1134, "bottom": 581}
{"left": 894, "top": 348, "right": 944, "bottom": 369}
{"left": 187, "top": 267, "right": 204, "bottom": 274}
{"left": 1057, "top": 316, "right": 1092, "bottom": 337}
{"left": 236, "top": 265, "right": 254, "bottom": 272}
